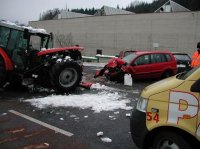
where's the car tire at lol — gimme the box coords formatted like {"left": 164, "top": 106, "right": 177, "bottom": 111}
{"left": 50, "top": 61, "right": 82, "bottom": 93}
{"left": 0, "top": 56, "right": 6, "bottom": 88}
{"left": 152, "top": 130, "right": 191, "bottom": 149}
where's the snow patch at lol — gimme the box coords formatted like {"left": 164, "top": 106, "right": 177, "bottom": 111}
{"left": 97, "top": 131, "right": 104, "bottom": 137}
{"left": 101, "top": 137, "right": 112, "bottom": 143}
{"left": 91, "top": 83, "right": 115, "bottom": 91}
{"left": 126, "top": 113, "right": 131, "bottom": 117}
{"left": 25, "top": 91, "right": 132, "bottom": 113}
{"left": 114, "top": 111, "right": 119, "bottom": 114}
{"left": 1, "top": 113, "right": 7, "bottom": 116}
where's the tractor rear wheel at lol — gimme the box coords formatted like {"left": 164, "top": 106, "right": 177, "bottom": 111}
{"left": 50, "top": 61, "right": 82, "bottom": 93}
{"left": 0, "top": 56, "right": 6, "bottom": 88}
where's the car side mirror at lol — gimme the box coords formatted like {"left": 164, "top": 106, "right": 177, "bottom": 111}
{"left": 191, "top": 79, "right": 200, "bottom": 92}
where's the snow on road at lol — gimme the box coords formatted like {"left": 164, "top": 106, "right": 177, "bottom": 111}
{"left": 25, "top": 83, "right": 133, "bottom": 113}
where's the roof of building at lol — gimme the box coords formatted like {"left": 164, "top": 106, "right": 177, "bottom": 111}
{"left": 56, "top": 11, "right": 93, "bottom": 19}
{"left": 94, "top": 5, "right": 134, "bottom": 16}
{"left": 154, "top": 0, "right": 190, "bottom": 13}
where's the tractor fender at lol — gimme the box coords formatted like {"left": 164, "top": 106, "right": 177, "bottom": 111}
{"left": 0, "top": 48, "right": 13, "bottom": 70}
{"left": 37, "top": 46, "right": 84, "bottom": 56}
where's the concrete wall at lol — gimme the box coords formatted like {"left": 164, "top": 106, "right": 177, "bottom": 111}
{"left": 30, "top": 11, "right": 200, "bottom": 58}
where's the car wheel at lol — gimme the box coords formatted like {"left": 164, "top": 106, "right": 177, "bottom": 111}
{"left": 0, "top": 56, "right": 6, "bottom": 88}
{"left": 50, "top": 61, "right": 82, "bottom": 93}
{"left": 152, "top": 131, "right": 191, "bottom": 149}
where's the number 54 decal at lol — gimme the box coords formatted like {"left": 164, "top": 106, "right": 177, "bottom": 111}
{"left": 147, "top": 112, "right": 159, "bottom": 123}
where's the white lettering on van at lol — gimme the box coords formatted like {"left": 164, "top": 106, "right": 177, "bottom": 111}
{"left": 168, "top": 91, "right": 198, "bottom": 124}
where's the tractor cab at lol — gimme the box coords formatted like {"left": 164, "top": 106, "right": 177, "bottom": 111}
{"left": 0, "top": 21, "right": 53, "bottom": 71}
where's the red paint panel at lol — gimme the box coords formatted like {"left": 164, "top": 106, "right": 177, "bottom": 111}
{"left": 37, "top": 46, "right": 84, "bottom": 56}
{"left": 0, "top": 48, "right": 13, "bottom": 70}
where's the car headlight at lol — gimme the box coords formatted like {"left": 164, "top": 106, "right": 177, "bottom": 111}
{"left": 136, "top": 97, "right": 148, "bottom": 112}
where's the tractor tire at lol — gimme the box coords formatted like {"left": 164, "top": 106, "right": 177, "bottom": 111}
{"left": 0, "top": 56, "right": 6, "bottom": 88}
{"left": 50, "top": 61, "right": 82, "bottom": 93}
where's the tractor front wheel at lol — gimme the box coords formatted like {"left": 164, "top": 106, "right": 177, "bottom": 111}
{"left": 50, "top": 61, "right": 82, "bottom": 93}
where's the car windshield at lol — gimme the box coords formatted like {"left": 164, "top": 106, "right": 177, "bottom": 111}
{"left": 124, "top": 51, "right": 135, "bottom": 57}
{"left": 122, "top": 53, "right": 137, "bottom": 64}
{"left": 176, "top": 67, "right": 199, "bottom": 80}
{"left": 173, "top": 54, "right": 191, "bottom": 61}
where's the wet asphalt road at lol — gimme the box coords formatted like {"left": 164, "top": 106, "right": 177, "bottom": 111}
{"left": 0, "top": 65, "right": 155, "bottom": 149}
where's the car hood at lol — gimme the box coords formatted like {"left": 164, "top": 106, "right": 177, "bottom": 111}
{"left": 107, "top": 58, "right": 126, "bottom": 68}
{"left": 141, "top": 76, "right": 184, "bottom": 98}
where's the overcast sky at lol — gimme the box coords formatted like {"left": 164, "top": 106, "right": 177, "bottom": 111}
{"left": 0, "top": 0, "right": 153, "bottom": 24}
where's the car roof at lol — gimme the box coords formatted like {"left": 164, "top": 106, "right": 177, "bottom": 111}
{"left": 171, "top": 52, "right": 190, "bottom": 55}
{"left": 135, "top": 50, "right": 172, "bottom": 55}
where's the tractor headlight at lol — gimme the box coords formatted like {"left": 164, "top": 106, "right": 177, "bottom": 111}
{"left": 136, "top": 97, "right": 148, "bottom": 112}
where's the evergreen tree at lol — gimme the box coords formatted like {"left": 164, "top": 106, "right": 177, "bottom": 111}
{"left": 39, "top": 8, "right": 60, "bottom": 20}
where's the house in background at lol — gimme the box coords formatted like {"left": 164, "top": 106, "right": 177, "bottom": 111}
{"left": 155, "top": 0, "right": 190, "bottom": 13}
{"left": 54, "top": 5, "right": 134, "bottom": 19}
{"left": 94, "top": 5, "right": 134, "bottom": 16}
{"left": 54, "top": 11, "right": 93, "bottom": 19}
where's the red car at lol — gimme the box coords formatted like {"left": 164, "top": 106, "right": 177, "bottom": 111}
{"left": 95, "top": 50, "right": 177, "bottom": 82}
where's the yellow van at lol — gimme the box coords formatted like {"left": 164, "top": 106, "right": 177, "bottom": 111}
{"left": 130, "top": 67, "right": 200, "bottom": 149}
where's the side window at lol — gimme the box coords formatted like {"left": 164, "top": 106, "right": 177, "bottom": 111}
{"left": 16, "top": 32, "right": 27, "bottom": 49}
{"left": 165, "top": 54, "right": 172, "bottom": 62}
{"left": 150, "top": 54, "right": 156, "bottom": 63}
{"left": 135, "top": 55, "right": 150, "bottom": 65}
{"left": 0, "top": 27, "right": 10, "bottom": 48}
{"left": 30, "top": 35, "right": 41, "bottom": 50}
{"left": 150, "top": 54, "right": 170, "bottom": 63}
{"left": 7, "top": 30, "right": 19, "bottom": 51}
{"left": 154, "top": 54, "right": 167, "bottom": 63}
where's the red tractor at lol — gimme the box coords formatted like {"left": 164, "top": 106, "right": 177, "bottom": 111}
{"left": 0, "top": 21, "right": 84, "bottom": 93}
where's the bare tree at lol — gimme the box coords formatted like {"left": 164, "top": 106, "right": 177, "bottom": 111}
{"left": 55, "top": 33, "right": 74, "bottom": 47}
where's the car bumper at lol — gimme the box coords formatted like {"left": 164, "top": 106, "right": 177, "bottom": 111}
{"left": 130, "top": 109, "right": 148, "bottom": 149}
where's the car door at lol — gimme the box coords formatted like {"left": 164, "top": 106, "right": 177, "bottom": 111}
{"left": 10, "top": 30, "right": 28, "bottom": 71}
{"left": 129, "top": 54, "right": 151, "bottom": 79}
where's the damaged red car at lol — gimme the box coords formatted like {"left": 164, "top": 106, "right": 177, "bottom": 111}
{"left": 94, "top": 50, "right": 177, "bottom": 82}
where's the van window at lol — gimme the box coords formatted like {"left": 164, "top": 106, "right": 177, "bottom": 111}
{"left": 135, "top": 55, "right": 150, "bottom": 65}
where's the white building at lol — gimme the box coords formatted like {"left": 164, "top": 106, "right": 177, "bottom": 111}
{"left": 155, "top": 0, "right": 190, "bottom": 13}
